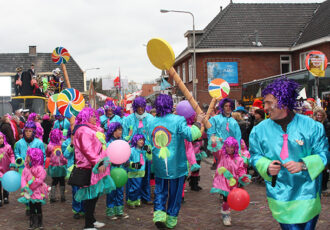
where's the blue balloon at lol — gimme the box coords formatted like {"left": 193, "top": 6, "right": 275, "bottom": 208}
{"left": 2, "top": 171, "right": 21, "bottom": 192}
{"left": 176, "top": 100, "right": 195, "bottom": 119}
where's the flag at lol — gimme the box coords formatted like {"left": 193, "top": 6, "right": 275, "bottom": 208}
{"left": 114, "top": 76, "right": 120, "bottom": 87}
{"left": 160, "top": 77, "right": 172, "bottom": 90}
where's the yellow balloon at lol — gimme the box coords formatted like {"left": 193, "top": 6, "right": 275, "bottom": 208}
{"left": 147, "top": 38, "right": 175, "bottom": 70}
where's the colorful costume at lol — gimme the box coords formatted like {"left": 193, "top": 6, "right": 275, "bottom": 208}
{"left": 100, "top": 114, "right": 122, "bottom": 131}
{"left": 18, "top": 148, "right": 49, "bottom": 229}
{"left": 53, "top": 117, "right": 70, "bottom": 137}
{"left": 249, "top": 114, "right": 328, "bottom": 224}
{"left": 148, "top": 94, "right": 202, "bottom": 229}
{"left": 0, "top": 133, "right": 16, "bottom": 205}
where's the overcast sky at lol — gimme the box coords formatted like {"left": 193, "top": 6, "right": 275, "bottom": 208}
{"left": 0, "top": 0, "right": 323, "bottom": 84}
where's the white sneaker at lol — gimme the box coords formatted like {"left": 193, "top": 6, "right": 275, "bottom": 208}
{"left": 222, "top": 214, "right": 232, "bottom": 226}
{"left": 83, "top": 228, "right": 97, "bottom": 230}
{"left": 93, "top": 221, "right": 105, "bottom": 228}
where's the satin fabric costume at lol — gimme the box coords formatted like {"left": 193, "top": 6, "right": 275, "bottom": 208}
{"left": 14, "top": 138, "right": 45, "bottom": 171}
{"left": 207, "top": 114, "right": 241, "bottom": 149}
{"left": 126, "top": 146, "right": 146, "bottom": 206}
{"left": 0, "top": 144, "right": 15, "bottom": 177}
{"left": 148, "top": 114, "right": 201, "bottom": 228}
{"left": 123, "top": 112, "right": 154, "bottom": 202}
{"left": 73, "top": 123, "right": 116, "bottom": 202}
{"left": 62, "top": 137, "right": 85, "bottom": 215}
{"left": 249, "top": 114, "right": 329, "bottom": 224}
{"left": 46, "top": 143, "right": 67, "bottom": 178}
{"left": 53, "top": 119, "right": 70, "bottom": 137}
{"left": 100, "top": 114, "right": 122, "bottom": 131}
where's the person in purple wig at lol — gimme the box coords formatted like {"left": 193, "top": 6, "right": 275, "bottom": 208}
{"left": 14, "top": 121, "right": 46, "bottom": 176}
{"left": 18, "top": 148, "right": 49, "bottom": 229}
{"left": 210, "top": 136, "right": 250, "bottom": 226}
{"left": 207, "top": 97, "right": 242, "bottom": 170}
{"left": 147, "top": 94, "right": 205, "bottom": 228}
{"left": 46, "top": 129, "right": 67, "bottom": 203}
{"left": 100, "top": 100, "right": 122, "bottom": 131}
{"left": 249, "top": 77, "right": 329, "bottom": 229}
{"left": 113, "top": 106, "right": 124, "bottom": 118}
{"left": 122, "top": 96, "right": 154, "bottom": 205}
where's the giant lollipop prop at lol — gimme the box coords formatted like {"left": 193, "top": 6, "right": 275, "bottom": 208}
{"left": 48, "top": 93, "right": 60, "bottom": 115}
{"left": 57, "top": 88, "right": 85, "bottom": 118}
{"left": 201, "top": 79, "right": 230, "bottom": 133}
{"left": 52, "top": 47, "right": 71, "bottom": 88}
{"left": 147, "top": 38, "right": 211, "bottom": 129}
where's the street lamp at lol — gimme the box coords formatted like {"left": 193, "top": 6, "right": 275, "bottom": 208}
{"left": 83, "top": 67, "right": 100, "bottom": 92}
{"left": 160, "top": 9, "right": 197, "bottom": 100}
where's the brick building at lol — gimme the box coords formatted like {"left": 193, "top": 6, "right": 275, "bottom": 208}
{"left": 172, "top": 0, "right": 330, "bottom": 106}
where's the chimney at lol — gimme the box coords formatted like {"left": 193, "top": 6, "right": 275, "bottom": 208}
{"left": 220, "top": 6, "right": 223, "bottom": 12}
{"left": 29, "top": 46, "right": 36, "bottom": 56}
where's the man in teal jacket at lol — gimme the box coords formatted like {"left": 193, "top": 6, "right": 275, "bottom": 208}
{"left": 249, "top": 78, "right": 329, "bottom": 229}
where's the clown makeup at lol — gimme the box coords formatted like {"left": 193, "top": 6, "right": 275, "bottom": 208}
{"left": 25, "top": 129, "right": 33, "bottom": 138}
{"left": 0, "top": 136, "right": 3, "bottom": 145}
{"left": 113, "top": 127, "right": 122, "bottom": 139}
{"left": 137, "top": 138, "right": 145, "bottom": 148}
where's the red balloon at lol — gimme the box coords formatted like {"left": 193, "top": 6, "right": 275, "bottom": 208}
{"left": 227, "top": 188, "right": 250, "bottom": 211}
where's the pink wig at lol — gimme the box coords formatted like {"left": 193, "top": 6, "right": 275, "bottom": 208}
{"left": 75, "top": 107, "right": 100, "bottom": 125}
{"left": 26, "top": 148, "right": 44, "bottom": 167}
{"left": 221, "top": 136, "right": 239, "bottom": 157}
{"left": 49, "top": 128, "right": 63, "bottom": 145}
{"left": 28, "top": 113, "right": 38, "bottom": 122}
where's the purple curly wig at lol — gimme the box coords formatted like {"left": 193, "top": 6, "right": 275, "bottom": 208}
{"left": 146, "top": 105, "right": 152, "bottom": 113}
{"left": 218, "top": 98, "right": 235, "bottom": 113}
{"left": 221, "top": 136, "right": 239, "bottom": 157}
{"left": 23, "top": 121, "right": 36, "bottom": 137}
{"left": 97, "top": 107, "right": 105, "bottom": 116}
{"left": 262, "top": 77, "right": 299, "bottom": 110}
{"left": 0, "top": 131, "right": 8, "bottom": 145}
{"left": 49, "top": 128, "right": 63, "bottom": 145}
{"left": 155, "top": 94, "right": 173, "bottom": 117}
{"left": 27, "top": 113, "right": 37, "bottom": 122}
{"left": 26, "top": 148, "right": 44, "bottom": 167}
{"left": 132, "top": 97, "right": 146, "bottom": 113}
{"left": 104, "top": 100, "right": 116, "bottom": 111}
{"left": 114, "top": 106, "right": 123, "bottom": 117}
{"left": 106, "top": 122, "right": 122, "bottom": 142}
{"left": 131, "top": 134, "right": 145, "bottom": 148}
{"left": 75, "top": 107, "right": 100, "bottom": 125}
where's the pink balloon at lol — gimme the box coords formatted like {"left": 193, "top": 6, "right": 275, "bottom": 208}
{"left": 106, "top": 140, "right": 131, "bottom": 164}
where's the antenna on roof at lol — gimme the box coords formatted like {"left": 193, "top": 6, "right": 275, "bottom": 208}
{"left": 230, "top": 0, "right": 233, "bottom": 4}
{"left": 220, "top": 6, "right": 223, "bottom": 12}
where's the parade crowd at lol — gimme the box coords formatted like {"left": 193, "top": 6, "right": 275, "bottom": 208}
{"left": 0, "top": 78, "right": 329, "bottom": 230}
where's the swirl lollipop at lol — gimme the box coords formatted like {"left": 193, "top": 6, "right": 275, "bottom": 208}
{"left": 57, "top": 88, "right": 85, "bottom": 118}
{"left": 48, "top": 93, "right": 60, "bottom": 115}
{"left": 152, "top": 126, "right": 172, "bottom": 176}
{"left": 51, "top": 47, "right": 71, "bottom": 88}
{"left": 51, "top": 47, "right": 70, "bottom": 64}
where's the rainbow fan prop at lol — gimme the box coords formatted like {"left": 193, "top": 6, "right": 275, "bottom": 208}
{"left": 57, "top": 88, "right": 85, "bottom": 118}
{"left": 152, "top": 126, "right": 172, "bottom": 176}
{"left": 51, "top": 46, "right": 71, "bottom": 88}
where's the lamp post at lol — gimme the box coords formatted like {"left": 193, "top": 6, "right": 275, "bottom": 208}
{"left": 160, "top": 9, "right": 197, "bottom": 100}
{"left": 83, "top": 67, "right": 100, "bottom": 92}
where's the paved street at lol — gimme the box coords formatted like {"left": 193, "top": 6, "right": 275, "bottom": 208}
{"left": 0, "top": 158, "right": 329, "bottom": 230}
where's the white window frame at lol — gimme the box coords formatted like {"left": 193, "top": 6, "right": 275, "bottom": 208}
{"left": 280, "top": 55, "right": 292, "bottom": 74}
{"left": 299, "top": 51, "right": 312, "bottom": 70}
{"left": 182, "top": 63, "right": 186, "bottom": 83}
{"left": 188, "top": 58, "right": 193, "bottom": 82}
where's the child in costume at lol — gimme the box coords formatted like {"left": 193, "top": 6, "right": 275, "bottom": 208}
{"left": 239, "top": 139, "right": 250, "bottom": 170}
{"left": 28, "top": 113, "right": 44, "bottom": 140}
{"left": 18, "top": 148, "right": 49, "bottom": 229}
{"left": 100, "top": 101, "right": 122, "bottom": 131}
{"left": 14, "top": 121, "right": 46, "bottom": 175}
{"left": 62, "top": 128, "right": 85, "bottom": 219}
{"left": 46, "top": 129, "right": 67, "bottom": 203}
{"left": 210, "top": 137, "right": 251, "bottom": 226}
{"left": 122, "top": 96, "right": 153, "bottom": 204}
{"left": 0, "top": 132, "right": 16, "bottom": 206}
{"left": 126, "top": 134, "right": 147, "bottom": 209}
{"left": 105, "top": 122, "right": 129, "bottom": 219}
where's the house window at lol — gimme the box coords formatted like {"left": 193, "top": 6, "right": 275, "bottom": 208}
{"left": 182, "top": 63, "right": 186, "bottom": 83}
{"left": 299, "top": 51, "right": 311, "bottom": 70}
{"left": 280, "top": 55, "right": 292, "bottom": 74}
{"left": 188, "top": 58, "right": 193, "bottom": 82}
